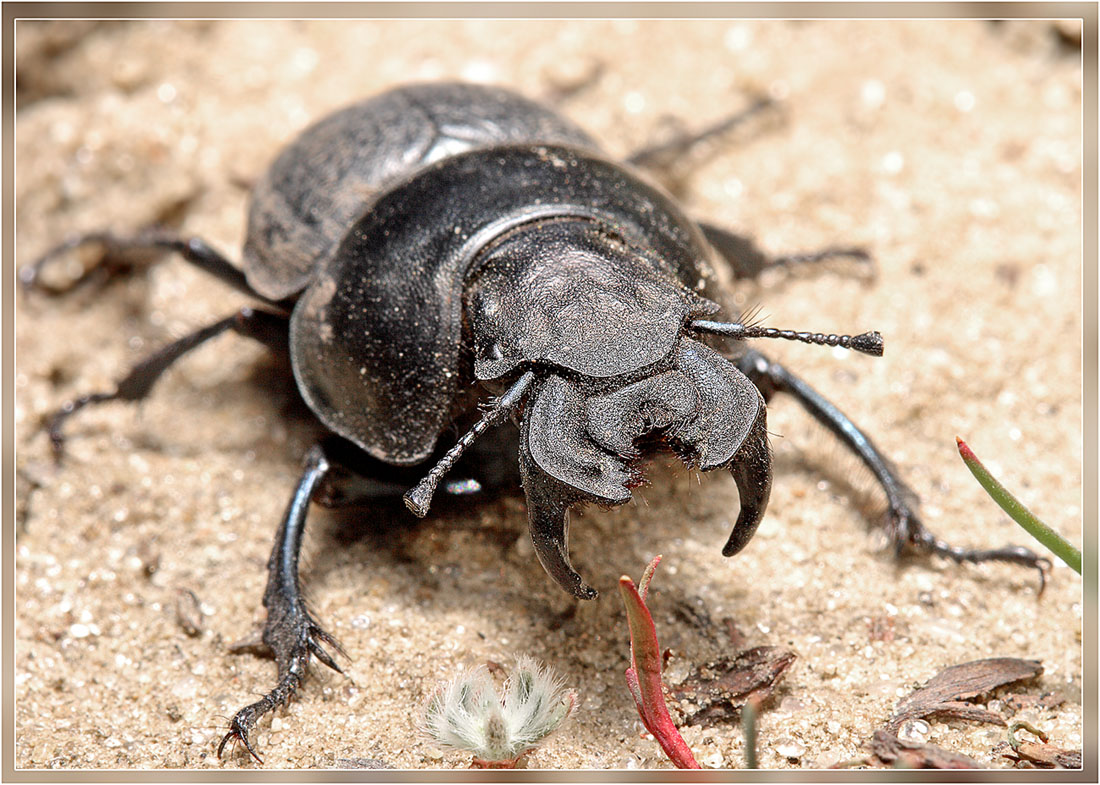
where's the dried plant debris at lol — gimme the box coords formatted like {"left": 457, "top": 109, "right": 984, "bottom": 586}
{"left": 1001, "top": 691, "right": 1065, "bottom": 713}
{"left": 864, "top": 730, "right": 981, "bottom": 769}
{"left": 668, "top": 595, "right": 749, "bottom": 649}
{"left": 1000, "top": 722, "right": 1082, "bottom": 769}
{"left": 174, "top": 588, "right": 204, "bottom": 637}
{"left": 866, "top": 614, "right": 896, "bottom": 643}
{"left": 137, "top": 540, "right": 160, "bottom": 578}
{"left": 722, "top": 618, "right": 747, "bottom": 650}
{"left": 886, "top": 658, "right": 1043, "bottom": 734}
{"left": 669, "top": 646, "right": 796, "bottom": 727}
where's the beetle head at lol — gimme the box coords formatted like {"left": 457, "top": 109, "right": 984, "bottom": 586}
{"left": 457, "top": 219, "right": 772, "bottom": 598}
{"left": 515, "top": 337, "right": 771, "bottom": 599}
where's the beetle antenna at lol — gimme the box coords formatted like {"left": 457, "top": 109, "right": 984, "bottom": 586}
{"left": 691, "top": 319, "right": 884, "bottom": 357}
{"left": 404, "top": 371, "right": 537, "bottom": 517}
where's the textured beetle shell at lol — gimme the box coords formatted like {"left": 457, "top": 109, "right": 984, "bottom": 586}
{"left": 464, "top": 219, "right": 717, "bottom": 381}
{"left": 290, "top": 145, "right": 722, "bottom": 464}
{"left": 243, "top": 83, "right": 599, "bottom": 301}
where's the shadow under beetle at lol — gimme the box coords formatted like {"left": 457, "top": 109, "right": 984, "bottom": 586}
{"left": 24, "top": 82, "right": 1048, "bottom": 763}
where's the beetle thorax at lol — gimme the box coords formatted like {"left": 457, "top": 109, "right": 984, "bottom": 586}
{"left": 466, "top": 218, "right": 715, "bottom": 382}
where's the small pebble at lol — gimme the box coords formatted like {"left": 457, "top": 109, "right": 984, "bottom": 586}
{"left": 898, "top": 718, "right": 931, "bottom": 743}
{"left": 774, "top": 738, "right": 804, "bottom": 760}
{"left": 702, "top": 750, "right": 724, "bottom": 767}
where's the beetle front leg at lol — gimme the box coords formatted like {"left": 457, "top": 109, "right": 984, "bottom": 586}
{"left": 735, "top": 349, "right": 1049, "bottom": 583}
{"left": 46, "top": 307, "right": 289, "bottom": 460}
{"left": 218, "top": 444, "right": 345, "bottom": 764}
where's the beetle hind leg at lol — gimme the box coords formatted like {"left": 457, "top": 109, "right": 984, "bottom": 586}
{"left": 735, "top": 348, "right": 1049, "bottom": 585}
{"left": 700, "top": 223, "right": 873, "bottom": 282}
{"left": 219, "top": 444, "right": 345, "bottom": 764}
{"left": 625, "top": 94, "right": 774, "bottom": 170}
{"left": 890, "top": 506, "right": 1051, "bottom": 590}
{"left": 20, "top": 227, "right": 284, "bottom": 306}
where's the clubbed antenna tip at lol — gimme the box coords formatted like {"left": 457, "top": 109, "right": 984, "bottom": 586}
{"left": 849, "top": 330, "right": 884, "bottom": 356}
{"left": 404, "top": 485, "right": 433, "bottom": 518}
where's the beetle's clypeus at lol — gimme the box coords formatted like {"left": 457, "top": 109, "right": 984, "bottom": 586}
{"left": 23, "top": 82, "right": 1047, "bottom": 762}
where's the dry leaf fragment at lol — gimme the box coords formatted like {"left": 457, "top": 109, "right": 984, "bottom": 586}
{"left": 669, "top": 646, "right": 796, "bottom": 727}
{"left": 175, "top": 588, "right": 204, "bottom": 637}
{"left": 887, "top": 657, "right": 1042, "bottom": 733}
{"left": 1001, "top": 691, "right": 1065, "bottom": 713}
{"left": 866, "top": 730, "right": 980, "bottom": 769}
{"left": 1006, "top": 741, "right": 1083, "bottom": 769}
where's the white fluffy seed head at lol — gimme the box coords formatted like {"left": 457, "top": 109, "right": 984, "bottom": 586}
{"left": 421, "top": 656, "right": 577, "bottom": 762}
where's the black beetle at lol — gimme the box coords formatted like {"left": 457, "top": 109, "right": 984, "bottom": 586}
{"left": 24, "top": 82, "right": 1047, "bottom": 762}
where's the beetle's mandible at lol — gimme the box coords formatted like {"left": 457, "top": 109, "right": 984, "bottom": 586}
{"left": 24, "top": 82, "right": 1048, "bottom": 762}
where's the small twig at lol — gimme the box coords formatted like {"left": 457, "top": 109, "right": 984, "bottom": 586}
{"left": 742, "top": 697, "right": 759, "bottom": 769}
{"left": 1008, "top": 721, "right": 1050, "bottom": 752}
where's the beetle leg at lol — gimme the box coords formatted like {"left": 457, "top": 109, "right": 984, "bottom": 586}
{"left": 45, "top": 307, "right": 288, "bottom": 460}
{"left": 699, "top": 223, "right": 873, "bottom": 281}
{"left": 625, "top": 95, "right": 774, "bottom": 169}
{"left": 219, "top": 444, "right": 345, "bottom": 764}
{"left": 735, "top": 348, "right": 1049, "bottom": 583}
{"left": 20, "top": 228, "right": 288, "bottom": 307}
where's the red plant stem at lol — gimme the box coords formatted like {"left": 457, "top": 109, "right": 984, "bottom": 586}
{"left": 619, "top": 556, "right": 701, "bottom": 769}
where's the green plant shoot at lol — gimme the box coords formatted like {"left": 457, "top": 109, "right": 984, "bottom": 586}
{"left": 956, "top": 436, "right": 1080, "bottom": 574}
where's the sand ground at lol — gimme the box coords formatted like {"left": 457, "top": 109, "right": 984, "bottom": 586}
{"left": 14, "top": 19, "right": 1083, "bottom": 770}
